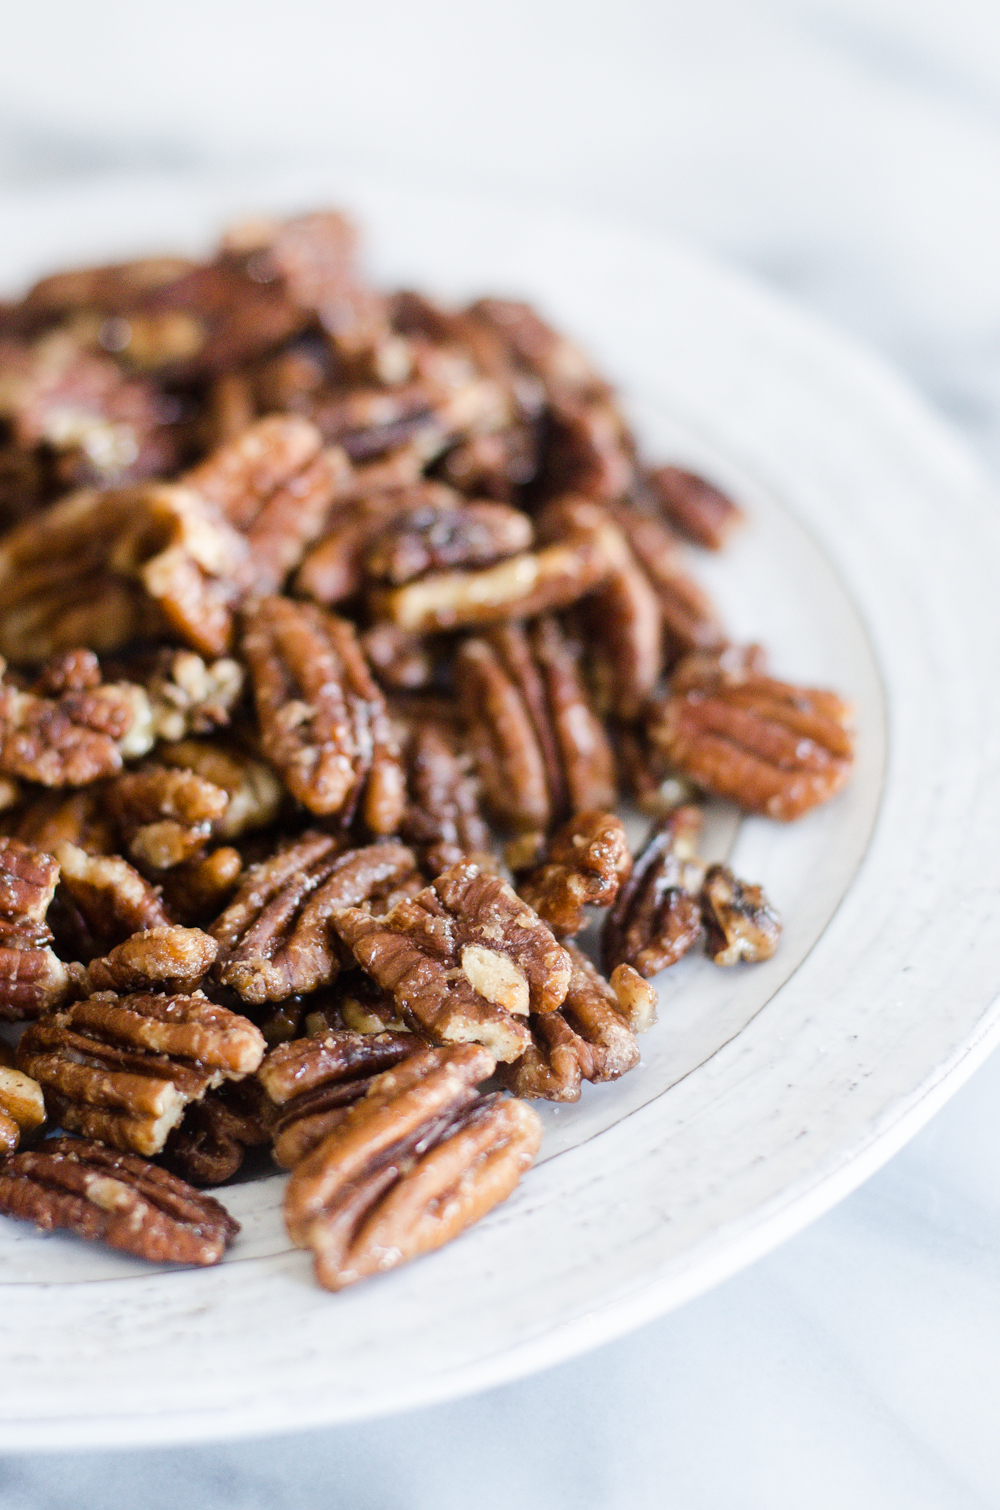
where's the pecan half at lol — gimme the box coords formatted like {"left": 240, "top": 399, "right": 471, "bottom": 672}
{"left": 399, "top": 714, "right": 490, "bottom": 876}
{"left": 242, "top": 596, "right": 405, "bottom": 832}
{"left": 83, "top": 926, "right": 218, "bottom": 996}
{"left": 436, "top": 426, "right": 539, "bottom": 502}
{"left": 155, "top": 739, "right": 283, "bottom": 840}
{"left": 333, "top": 859, "right": 571, "bottom": 1061}
{"left": 456, "top": 616, "right": 615, "bottom": 834}
{"left": 615, "top": 507, "right": 726, "bottom": 664}
{"left": 0, "top": 838, "right": 74, "bottom": 1019}
{"left": 104, "top": 764, "right": 229, "bottom": 871}
{"left": 647, "top": 652, "right": 855, "bottom": 820}
{"left": 295, "top": 481, "right": 457, "bottom": 607}
{"left": 284, "top": 1044, "right": 541, "bottom": 1290}
{"left": 211, "top": 835, "right": 418, "bottom": 1004}
{"left": 136, "top": 649, "right": 244, "bottom": 742}
{"left": 5, "top": 787, "right": 117, "bottom": 856}
{"left": 601, "top": 807, "right": 704, "bottom": 979}
{"left": 0, "top": 1137, "right": 239, "bottom": 1265}
{"left": 701, "top": 863, "right": 781, "bottom": 965}
{"left": 516, "top": 810, "right": 631, "bottom": 936}
{"left": 17, "top": 991, "right": 266, "bottom": 1156}
{"left": 364, "top": 500, "right": 533, "bottom": 586}
{"left": 51, "top": 840, "right": 172, "bottom": 961}
{"left": 645, "top": 466, "right": 744, "bottom": 550}
{"left": 507, "top": 942, "right": 646, "bottom": 1102}
{"left": 259, "top": 1028, "right": 422, "bottom": 1168}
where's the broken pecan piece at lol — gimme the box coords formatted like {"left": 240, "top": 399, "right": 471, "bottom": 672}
{"left": 507, "top": 942, "right": 647, "bottom": 1102}
{"left": 0, "top": 659, "right": 147, "bottom": 787}
{"left": 0, "top": 1044, "right": 46, "bottom": 1153}
{"left": 161, "top": 1079, "right": 272, "bottom": 1187}
{"left": 601, "top": 807, "right": 704, "bottom": 979}
{"left": 701, "top": 863, "right": 781, "bottom": 966}
{"left": 284, "top": 1043, "right": 541, "bottom": 1290}
{"left": 17, "top": 991, "right": 266, "bottom": 1156}
{"left": 399, "top": 714, "right": 491, "bottom": 876}
{"left": 242, "top": 596, "right": 405, "bottom": 832}
{"left": 260, "top": 1028, "right": 421, "bottom": 1169}
{"left": 0, "top": 1137, "right": 239, "bottom": 1265}
{"left": 105, "top": 764, "right": 229, "bottom": 871}
{"left": 82, "top": 925, "right": 218, "bottom": 996}
{"left": 517, "top": 811, "right": 631, "bottom": 937}
{"left": 53, "top": 840, "right": 172, "bottom": 961}
{"left": 333, "top": 859, "right": 570, "bottom": 1061}
{"left": 648, "top": 652, "right": 855, "bottom": 820}
{"left": 0, "top": 838, "right": 74, "bottom": 1019}
{"left": 211, "top": 836, "right": 418, "bottom": 1005}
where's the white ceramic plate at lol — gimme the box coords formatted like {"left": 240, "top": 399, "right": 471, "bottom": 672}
{"left": 0, "top": 167, "right": 998, "bottom": 1450}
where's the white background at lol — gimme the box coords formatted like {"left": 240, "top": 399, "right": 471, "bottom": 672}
{"left": 2, "top": 2, "right": 1000, "bottom": 1505}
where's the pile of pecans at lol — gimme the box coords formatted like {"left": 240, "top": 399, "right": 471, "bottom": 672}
{"left": 0, "top": 210, "right": 855, "bottom": 1292}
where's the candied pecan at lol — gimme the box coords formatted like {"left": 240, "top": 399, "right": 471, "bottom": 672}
{"left": 211, "top": 837, "right": 418, "bottom": 1005}
{"left": 466, "top": 299, "right": 604, "bottom": 399}
{"left": 5, "top": 787, "right": 114, "bottom": 855}
{"left": 0, "top": 1137, "right": 238, "bottom": 1265}
{"left": 242, "top": 596, "right": 405, "bottom": 832}
{"left": 333, "top": 860, "right": 571, "bottom": 1061}
{"left": 52, "top": 841, "right": 171, "bottom": 961}
{"left": 260, "top": 1028, "right": 421, "bottom": 1168}
{"left": 104, "top": 764, "right": 229, "bottom": 871}
{"left": 517, "top": 811, "right": 631, "bottom": 936}
{"left": 181, "top": 416, "right": 343, "bottom": 591}
{"left": 614, "top": 507, "right": 726, "bottom": 664}
{"left": 159, "top": 846, "right": 243, "bottom": 925}
{"left": 647, "top": 652, "right": 855, "bottom": 820}
{"left": 161, "top": 1079, "right": 272, "bottom": 1187}
{"left": 0, "top": 1058, "right": 46, "bottom": 1153}
{"left": 602, "top": 807, "right": 704, "bottom": 979}
{"left": 613, "top": 722, "right": 698, "bottom": 818}
{"left": 436, "top": 426, "right": 540, "bottom": 502}
{"left": 154, "top": 739, "right": 283, "bottom": 840}
{"left": 456, "top": 617, "right": 615, "bottom": 833}
{"left": 136, "top": 649, "right": 244, "bottom": 742}
{"left": 543, "top": 390, "right": 635, "bottom": 502}
{"left": 0, "top": 838, "right": 74, "bottom": 1019}
{"left": 83, "top": 926, "right": 218, "bottom": 996}
{"left": 360, "top": 624, "right": 433, "bottom": 691}
{"left": 0, "top": 331, "right": 180, "bottom": 488}
{"left": 284, "top": 1043, "right": 541, "bottom": 1290}
{"left": 295, "top": 481, "right": 459, "bottom": 607}
{"left": 399, "top": 715, "right": 490, "bottom": 876}
{"left": 17, "top": 991, "right": 266, "bottom": 1156}
{"left": 701, "top": 863, "right": 781, "bottom": 966}
{"left": 507, "top": 942, "right": 645, "bottom": 1102}
{"left": 364, "top": 500, "right": 533, "bottom": 586}
{"left": 0, "top": 483, "right": 252, "bottom": 661}
{"left": 0, "top": 660, "right": 147, "bottom": 787}
{"left": 645, "top": 466, "right": 744, "bottom": 550}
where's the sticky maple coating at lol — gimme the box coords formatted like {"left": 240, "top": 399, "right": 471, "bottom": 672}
{"left": 242, "top": 595, "right": 405, "bottom": 831}
{"left": 284, "top": 1043, "right": 541, "bottom": 1290}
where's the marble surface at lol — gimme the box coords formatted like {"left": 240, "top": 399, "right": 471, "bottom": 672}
{"left": 2, "top": 0, "right": 1000, "bottom": 1503}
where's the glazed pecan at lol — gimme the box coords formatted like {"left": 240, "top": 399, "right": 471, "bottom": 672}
{"left": 259, "top": 1028, "right": 421, "bottom": 1169}
{"left": 364, "top": 500, "right": 533, "bottom": 586}
{"left": 399, "top": 714, "right": 490, "bottom": 876}
{"left": 436, "top": 426, "right": 539, "bottom": 502}
{"left": 182, "top": 415, "right": 342, "bottom": 591}
{"left": 51, "top": 840, "right": 172, "bottom": 961}
{"left": 516, "top": 810, "right": 631, "bottom": 936}
{"left": 333, "top": 859, "right": 571, "bottom": 1061}
{"left": 105, "top": 764, "right": 229, "bottom": 871}
{"left": 296, "top": 482, "right": 457, "bottom": 607}
{"left": 602, "top": 807, "right": 704, "bottom": 979}
{"left": 645, "top": 466, "right": 744, "bottom": 550}
{"left": 82, "top": 925, "right": 218, "bottom": 996}
{"left": 507, "top": 942, "right": 647, "bottom": 1102}
{"left": 136, "top": 649, "right": 244, "bottom": 742}
{"left": 161, "top": 1078, "right": 272, "bottom": 1187}
{"left": 0, "top": 1056, "right": 45, "bottom": 1153}
{"left": 211, "top": 835, "right": 418, "bottom": 1005}
{"left": 159, "top": 846, "right": 243, "bottom": 926}
{"left": 0, "top": 838, "right": 74, "bottom": 1019}
{"left": 614, "top": 507, "right": 726, "bottom": 664}
{"left": 543, "top": 390, "right": 635, "bottom": 503}
{"left": 154, "top": 739, "right": 283, "bottom": 840}
{"left": 0, "top": 1137, "right": 239, "bottom": 1265}
{"left": 701, "top": 863, "right": 781, "bottom": 966}
{"left": 456, "top": 617, "right": 615, "bottom": 834}
{"left": 242, "top": 596, "right": 405, "bottom": 832}
{"left": 647, "top": 651, "right": 855, "bottom": 820}
{"left": 284, "top": 1043, "right": 541, "bottom": 1290}
{"left": 360, "top": 624, "right": 434, "bottom": 691}
{"left": 17, "top": 991, "right": 266, "bottom": 1156}
{"left": 0, "top": 659, "right": 147, "bottom": 787}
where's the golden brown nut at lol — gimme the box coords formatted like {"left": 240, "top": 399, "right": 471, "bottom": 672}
{"left": 53, "top": 840, "right": 172, "bottom": 961}
{"left": 645, "top": 465, "right": 744, "bottom": 550}
{"left": 399, "top": 714, "right": 491, "bottom": 877}
{"left": 517, "top": 811, "right": 631, "bottom": 937}
{"left": 601, "top": 807, "right": 704, "bottom": 979}
{"left": 0, "top": 837, "right": 74, "bottom": 1020}
{"left": 701, "top": 863, "right": 781, "bottom": 965}
{"left": 0, "top": 661, "right": 147, "bottom": 788}
{"left": 82, "top": 926, "right": 218, "bottom": 996}
{"left": 0, "top": 1136, "right": 239, "bottom": 1265}
{"left": 283, "top": 1043, "right": 541, "bottom": 1290}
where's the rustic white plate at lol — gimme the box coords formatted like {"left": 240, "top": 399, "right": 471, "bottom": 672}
{"left": 0, "top": 167, "right": 998, "bottom": 1450}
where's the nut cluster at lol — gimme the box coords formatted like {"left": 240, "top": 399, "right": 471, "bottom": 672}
{"left": 0, "top": 207, "right": 854, "bottom": 1286}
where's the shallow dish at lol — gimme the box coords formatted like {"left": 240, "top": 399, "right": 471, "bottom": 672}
{"left": 0, "top": 166, "right": 997, "bottom": 1449}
